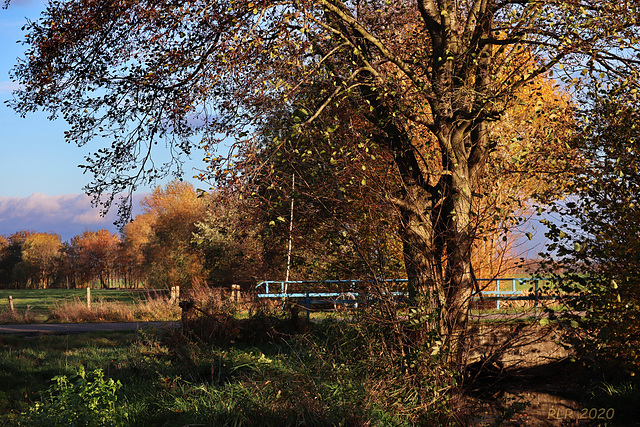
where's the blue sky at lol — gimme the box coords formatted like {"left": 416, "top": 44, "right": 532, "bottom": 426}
{"left": 0, "top": 0, "right": 203, "bottom": 240}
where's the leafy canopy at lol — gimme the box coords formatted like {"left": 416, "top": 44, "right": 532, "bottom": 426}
{"left": 8, "top": 0, "right": 640, "bottom": 215}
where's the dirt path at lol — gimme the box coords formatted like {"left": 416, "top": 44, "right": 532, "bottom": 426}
{"left": 0, "top": 321, "right": 181, "bottom": 335}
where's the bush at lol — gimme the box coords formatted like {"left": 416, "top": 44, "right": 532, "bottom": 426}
{"left": 20, "top": 366, "right": 125, "bottom": 427}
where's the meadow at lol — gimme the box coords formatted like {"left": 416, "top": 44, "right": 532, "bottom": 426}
{"left": 0, "top": 288, "right": 136, "bottom": 307}
{"left": 0, "top": 288, "right": 180, "bottom": 324}
{"left": 0, "top": 281, "right": 562, "bottom": 326}
{"left": 1, "top": 312, "right": 638, "bottom": 426}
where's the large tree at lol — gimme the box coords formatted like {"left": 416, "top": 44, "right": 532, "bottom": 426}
{"left": 9, "top": 0, "right": 640, "bottom": 363}
{"left": 238, "top": 56, "right": 574, "bottom": 285}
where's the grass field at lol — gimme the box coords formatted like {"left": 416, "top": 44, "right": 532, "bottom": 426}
{"left": 1, "top": 314, "right": 637, "bottom": 426}
{"left": 0, "top": 288, "right": 178, "bottom": 324}
{"left": 0, "top": 284, "right": 636, "bottom": 425}
{"left": 0, "top": 280, "right": 562, "bottom": 324}
{"left": 0, "top": 288, "right": 152, "bottom": 311}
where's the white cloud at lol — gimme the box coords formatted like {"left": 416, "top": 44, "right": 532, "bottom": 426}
{"left": 0, "top": 193, "right": 119, "bottom": 240}
{"left": 0, "top": 81, "right": 20, "bottom": 93}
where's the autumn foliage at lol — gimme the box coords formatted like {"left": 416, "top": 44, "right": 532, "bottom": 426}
{"left": 0, "top": 181, "right": 264, "bottom": 289}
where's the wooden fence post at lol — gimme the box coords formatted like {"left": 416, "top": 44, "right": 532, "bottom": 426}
{"left": 87, "top": 287, "right": 91, "bottom": 309}
{"left": 231, "top": 284, "right": 240, "bottom": 302}
{"left": 170, "top": 286, "right": 180, "bottom": 304}
{"left": 8, "top": 296, "right": 14, "bottom": 313}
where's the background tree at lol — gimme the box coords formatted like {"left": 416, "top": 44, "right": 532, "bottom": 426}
{"left": 0, "top": 231, "right": 34, "bottom": 288}
{"left": 235, "top": 105, "right": 407, "bottom": 284}
{"left": 10, "top": 0, "right": 640, "bottom": 366}
{"left": 193, "top": 190, "right": 267, "bottom": 287}
{"left": 69, "top": 229, "right": 120, "bottom": 288}
{"left": 119, "top": 213, "right": 154, "bottom": 287}
{"left": 0, "top": 235, "right": 11, "bottom": 287}
{"left": 21, "top": 232, "right": 64, "bottom": 288}
{"left": 473, "top": 70, "right": 575, "bottom": 279}
{"left": 139, "top": 180, "right": 207, "bottom": 289}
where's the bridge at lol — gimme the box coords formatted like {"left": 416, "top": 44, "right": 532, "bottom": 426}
{"left": 255, "top": 278, "right": 566, "bottom": 320}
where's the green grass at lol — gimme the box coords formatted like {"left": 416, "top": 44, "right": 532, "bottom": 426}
{"left": 0, "top": 289, "right": 149, "bottom": 312}
{"left": 0, "top": 289, "right": 170, "bottom": 323}
{"left": 585, "top": 380, "right": 640, "bottom": 425}
{"left": 0, "top": 317, "right": 437, "bottom": 426}
{"left": 0, "top": 331, "right": 140, "bottom": 424}
{"left": 2, "top": 302, "right": 631, "bottom": 426}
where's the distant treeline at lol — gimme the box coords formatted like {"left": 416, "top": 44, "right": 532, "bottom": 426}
{"left": 0, "top": 181, "right": 412, "bottom": 290}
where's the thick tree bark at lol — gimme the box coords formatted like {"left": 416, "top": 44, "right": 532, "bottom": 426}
{"left": 396, "top": 124, "right": 482, "bottom": 367}
{"left": 361, "top": 80, "right": 481, "bottom": 366}
{"left": 399, "top": 181, "right": 445, "bottom": 312}
{"left": 397, "top": 179, "right": 475, "bottom": 366}
{"left": 444, "top": 163, "right": 477, "bottom": 367}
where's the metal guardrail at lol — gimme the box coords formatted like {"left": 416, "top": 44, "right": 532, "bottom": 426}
{"left": 256, "top": 278, "right": 562, "bottom": 320}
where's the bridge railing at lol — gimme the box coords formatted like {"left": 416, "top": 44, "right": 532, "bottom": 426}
{"left": 255, "top": 279, "right": 406, "bottom": 298}
{"left": 256, "top": 278, "right": 565, "bottom": 320}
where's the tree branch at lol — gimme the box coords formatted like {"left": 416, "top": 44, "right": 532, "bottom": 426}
{"left": 318, "top": 0, "right": 428, "bottom": 92}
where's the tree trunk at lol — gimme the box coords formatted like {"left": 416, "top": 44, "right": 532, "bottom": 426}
{"left": 443, "top": 162, "right": 476, "bottom": 367}
{"left": 361, "top": 81, "right": 480, "bottom": 369}
{"left": 396, "top": 126, "right": 480, "bottom": 368}
{"left": 399, "top": 182, "right": 475, "bottom": 367}
{"left": 399, "top": 182, "right": 446, "bottom": 333}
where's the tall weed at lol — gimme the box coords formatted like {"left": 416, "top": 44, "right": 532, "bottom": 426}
{"left": 294, "top": 311, "right": 457, "bottom": 425}
{"left": 177, "top": 288, "right": 458, "bottom": 424}
{"left": 0, "top": 307, "right": 37, "bottom": 324}
{"left": 47, "top": 297, "right": 180, "bottom": 323}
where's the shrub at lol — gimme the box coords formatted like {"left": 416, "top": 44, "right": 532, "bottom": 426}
{"left": 0, "top": 307, "right": 37, "bottom": 324}
{"left": 20, "top": 366, "right": 125, "bottom": 427}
